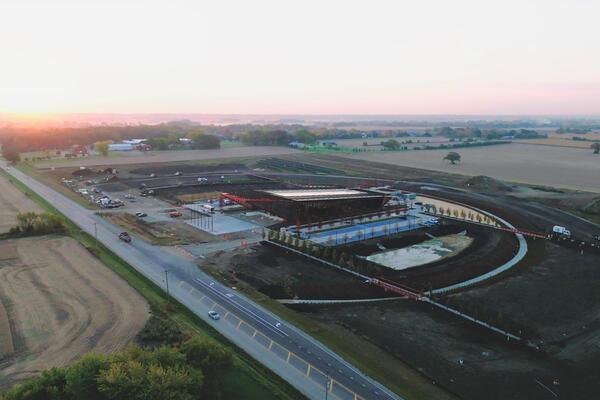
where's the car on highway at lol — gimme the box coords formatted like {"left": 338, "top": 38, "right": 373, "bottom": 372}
{"left": 208, "top": 310, "right": 220, "bottom": 320}
{"left": 118, "top": 232, "right": 132, "bottom": 243}
{"left": 135, "top": 212, "right": 147, "bottom": 218}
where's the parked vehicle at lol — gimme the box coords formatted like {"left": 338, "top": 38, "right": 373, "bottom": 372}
{"left": 118, "top": 232, "right": 132, "bottom": 243}
{"left": 208, "top": 310, "right": 220, "bottom": 320}
{"left": 169, "top": 211, "right": 182, "bottom": 218}
{"left": 552, "top": 225, "right": 571, "bottom": 237}
{"left": 202, "top": 204, "right": 215, "bottom": 214}
{"left": 592, "top": 234, "right": 600, "bottom": 241}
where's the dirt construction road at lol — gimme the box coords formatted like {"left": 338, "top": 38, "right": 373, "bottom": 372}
{"left": 0, "top": 236, "right": 149, "bottom": 388}
{"left": 0, "top": 173, "right": 42, "bottom": 233}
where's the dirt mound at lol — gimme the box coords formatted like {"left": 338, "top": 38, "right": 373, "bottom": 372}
{"left": 582, "top": 198, "right": 600, "bottom": 215}
{"left": 465, "top": 175, "right": 513, "bottom": 192}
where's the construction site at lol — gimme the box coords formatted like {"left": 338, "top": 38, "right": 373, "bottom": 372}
{"left": 30, "top": 154, "right": 600, "bottom": 400}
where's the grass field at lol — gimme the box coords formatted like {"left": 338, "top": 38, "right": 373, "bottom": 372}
{"left": 0, "top": 168, "right": 304, "bottom": 400}
{"left": 0, "top": 173, "right": 42, "bottom": 232}
{"left": 341, "top": 143, "right": 600, "bottom": 193}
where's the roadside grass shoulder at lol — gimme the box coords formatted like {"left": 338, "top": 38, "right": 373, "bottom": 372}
{"left": 0, "top": 168, "right": 304, "bottom": 400}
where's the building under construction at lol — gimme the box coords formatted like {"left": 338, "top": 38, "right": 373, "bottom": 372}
{"left": 222, "top": 188, "right": 390, "bottom": 224}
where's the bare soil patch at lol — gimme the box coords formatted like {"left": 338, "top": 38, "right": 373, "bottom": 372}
{"left": 101, "top": 213, "right": 217, "bottom": 245}
{"left": 0, "top": 236, "right": 149, "bottom": 388}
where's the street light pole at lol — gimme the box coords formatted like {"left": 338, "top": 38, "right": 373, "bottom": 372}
{"left": 164, "top": 270, "right": 170, "bottom": 296}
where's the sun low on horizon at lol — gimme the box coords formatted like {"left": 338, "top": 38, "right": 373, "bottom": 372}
{"left": 1, "top": 0, "right": 599, "bottom": 116}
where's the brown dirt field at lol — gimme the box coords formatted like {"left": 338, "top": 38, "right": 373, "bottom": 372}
{"left": 0, "top": 174, "right": 43, "bottom": 233}
{"left": 176, "top": 191, "right": 222, "bottom": 203}
{"left": 33, "top": 147, "right": 299, "bottom": 169}
{"left": 0, "top": 236, "right": 149, "bottom": 388}
{"left": 321, "top": 143, "right": 600, "bottom": 193}
{"left": 515, "top": 137, "right": 599, "bottom": 149}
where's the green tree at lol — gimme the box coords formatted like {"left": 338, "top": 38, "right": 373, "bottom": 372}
{"left": 65, "top": 354, "right": 108, "bottom": 400}
{"left": 10, "top": 212, "right": 66, "bottom": 236}
{"left": 180, "top": 337, "right": 233, "bottom": 398}
{"left": 94, "top": 141, "right": 110, "bottom": 157}
{"left": 293, "top": 129, "right": 317, "bottom": 144}
{"left": 187, "top": 130, "right": 221, "bottom": 149}
{"left": 381, "top": 139, "right": 400, "bottom": 150}
{"left": 443, "top": 151, "right": 461, "bottom": 164}
{"left": 1, "top": 146, "right": 21, "bottom": 163}
{"left": 4, "top": 368, "right": 67, "bottom": 400}
{"left": 592, "top": 142, "right": 600, "bottom": 154}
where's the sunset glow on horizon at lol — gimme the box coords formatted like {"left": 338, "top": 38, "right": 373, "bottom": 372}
{"left": 1, "top": 0, "right": 599, "bottom": 115}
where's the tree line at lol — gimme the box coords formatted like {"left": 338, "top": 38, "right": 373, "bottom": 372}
{"left": 435, "top": 127, "right": 547, "bottom": 140}
{"left": 1, "top": 337, "right": 234, "bottom": 400}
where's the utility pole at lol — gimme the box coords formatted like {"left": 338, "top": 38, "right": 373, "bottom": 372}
{"left": 94, "top": 222, "right": 98, "bottom": 248}
{"left": 325, "top": 374, "right": 331, "bottom": 400}
{"left": 164, "top": 270, "right": 170, "bottom": 296}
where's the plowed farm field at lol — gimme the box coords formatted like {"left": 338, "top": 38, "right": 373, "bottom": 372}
{"left": 0, "top": 237, "right": 149, "bottom": 388}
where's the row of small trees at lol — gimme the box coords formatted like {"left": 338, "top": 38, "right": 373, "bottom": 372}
{"left": 422, "top": 204, "right": 497, "bottom": 226}
{"left": 264, "top": 229, "right": 382, "bottom": 275}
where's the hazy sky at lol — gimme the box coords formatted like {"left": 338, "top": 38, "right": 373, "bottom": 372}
{"left": 1, "top": 0, "right": 599, "bottom": 115}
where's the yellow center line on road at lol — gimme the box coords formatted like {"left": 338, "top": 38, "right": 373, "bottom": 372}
{"left": 197, "top": 296, "right": 364, "bottom": 400}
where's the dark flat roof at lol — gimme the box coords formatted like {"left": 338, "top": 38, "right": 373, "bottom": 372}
{"left": 259, "top": 189, "right": 383, "bottom": 202}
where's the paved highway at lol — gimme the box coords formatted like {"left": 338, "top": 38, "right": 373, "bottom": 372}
{"left": 1, "top": 162, "right": 401, "bottom": 400}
